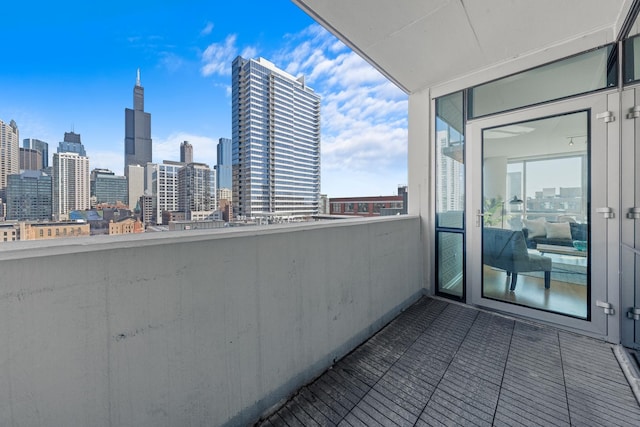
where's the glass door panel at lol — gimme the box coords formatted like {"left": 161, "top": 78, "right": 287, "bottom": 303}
{"left": 482, "top": 112, "right": 589, "bottom": 318}
{"left": 467, "top": 94, "right": 610, "bottom": 336}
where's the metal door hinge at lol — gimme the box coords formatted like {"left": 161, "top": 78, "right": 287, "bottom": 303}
{"left": 627, "top": 207, "right": 640, "bottom": 219}
{"left": 627, "top": 106, "right": 640, "bottom": 119}
{"left": 627, "top": 308, "right": 640, "bottom": 320}
{"left": 596, "top": 300, "right": 615, "bottom": 315}
{"left": 596, "top": 207, "right": 614, "bottom": 219}
{"left": 596, "top": 111, "right": 615, "bottom": 123}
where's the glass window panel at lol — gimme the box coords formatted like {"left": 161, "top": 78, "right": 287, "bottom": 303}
{"left": 482, "top": 111, "right": 589, "bottom": 319}
{"left": 437, "top": 232, "right": 464, "bottom": 298}
{"left": 624, "top": 35, "right": 640, "bottom": 84}
{"left": 435, "top": 91, "right": 465, "bottom": 229}
{"left": 470, "top": 45, "right": 616, "bottom": 118}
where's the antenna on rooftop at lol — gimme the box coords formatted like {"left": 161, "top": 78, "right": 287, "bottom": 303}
{"left": 136, "top": 68, "right": 141, "bottom": 86}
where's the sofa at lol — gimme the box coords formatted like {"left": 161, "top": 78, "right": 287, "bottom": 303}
{"left": 483, "top": 227, "right": 552, "bottom": 291}
{"left": 522, "top": 219, "right": 587, "bottom": 249}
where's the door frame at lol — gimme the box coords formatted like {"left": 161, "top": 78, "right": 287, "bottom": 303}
{"left": 621, "top": 86, "right": 640, "bottom": 349}
{"left": 465, "top": 91, "right": 620, "bottom": 341}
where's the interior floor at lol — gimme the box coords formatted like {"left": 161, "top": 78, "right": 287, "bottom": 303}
{"left": 483, "top": 265, "right": 587, "bottom": 318}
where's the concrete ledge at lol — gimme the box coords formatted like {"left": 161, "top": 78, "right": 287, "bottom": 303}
{"left": 0, "top": 216, "right": 423, "bottom": 426}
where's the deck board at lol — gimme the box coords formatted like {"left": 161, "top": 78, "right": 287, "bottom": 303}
{"left": 256, "top": 297, "right": 639, "bottom": 426}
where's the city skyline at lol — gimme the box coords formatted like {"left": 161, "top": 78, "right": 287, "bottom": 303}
{"left": 0, "top": 1, "right": 408, "bottom": 198}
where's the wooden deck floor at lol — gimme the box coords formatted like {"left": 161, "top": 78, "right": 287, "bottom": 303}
{"left": 256, "top": 297, "right": 640, "bottom": 427}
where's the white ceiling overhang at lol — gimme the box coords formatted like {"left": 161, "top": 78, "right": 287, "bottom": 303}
{"left": 292, "top": 0, "right": 634, "bottom": 94}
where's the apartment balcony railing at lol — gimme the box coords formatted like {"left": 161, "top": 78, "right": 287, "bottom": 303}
{"left": 0, "top": 215, "right": 423, "bottom": 426}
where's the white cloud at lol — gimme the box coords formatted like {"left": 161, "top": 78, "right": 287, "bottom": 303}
{"left": 159, "top": 52, "right": 184, "bottom": 73}
{"left": 241, "top": 46, "right": 257, "bottom": 59}
{"left": 200, "top": 22, "right": 214, "bottom": 36}
{"left": 201, "top": 34, "right": 237, "bottom": 76}
{"left": 200, "top": 34, "right": 257, "bottom": 77}
{"left": 273, "top": 23, "right": 408, "bottom": 196}
{"left": 195, "top": 23, "right": 408, "bottom": 197}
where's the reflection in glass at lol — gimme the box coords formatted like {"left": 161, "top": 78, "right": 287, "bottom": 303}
{"left": 438, "top": 232, "right": 463, "bottom": 298}
{"left": 435, "top": 92, "right": 465, "bottom": 229}
{"left": 624, "top": 35, "right": 640, "bottom": 84}
{"left": 435, "top": 91, "right": 465, "bottom": 300}
{"left": 482, "top": 112, "right": 589, "bottom": 319}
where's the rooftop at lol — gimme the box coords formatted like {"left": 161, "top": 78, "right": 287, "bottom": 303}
{"left": 257, "top": 297, "right": 640, "bottom": 426}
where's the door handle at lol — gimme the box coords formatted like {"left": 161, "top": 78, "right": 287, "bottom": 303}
{"left": 475, "top": 209, "right": 485, "bottom": 227}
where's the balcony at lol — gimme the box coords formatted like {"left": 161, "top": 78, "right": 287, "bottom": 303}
{"left": 0, "top": 216, "right": 423, "bottom": 426}
{"left": 1, "top": 215, "right": 637, "bottom": 426}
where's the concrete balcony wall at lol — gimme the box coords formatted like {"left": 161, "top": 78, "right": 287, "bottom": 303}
{"left": 0, "top": 216, "right": 423, "bottom": 427}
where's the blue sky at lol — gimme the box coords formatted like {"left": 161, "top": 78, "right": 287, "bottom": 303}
{"left": 0, "top": 1, "right": 408, "bottom": 197}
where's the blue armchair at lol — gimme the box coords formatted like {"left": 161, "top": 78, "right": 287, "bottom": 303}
{"left": 483, "top": 227, "right": 552, "bottom": 291}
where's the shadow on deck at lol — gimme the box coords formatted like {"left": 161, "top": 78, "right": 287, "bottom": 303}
{"left": 256, "top": 297, "right": 640, "bottom": 426}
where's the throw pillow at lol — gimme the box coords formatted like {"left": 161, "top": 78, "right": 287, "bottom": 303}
{"left": 545, "top": 221, "right": 572, "bottom": 240}
{"left": 523, "top": 218, "right": 546, "bottom": 238}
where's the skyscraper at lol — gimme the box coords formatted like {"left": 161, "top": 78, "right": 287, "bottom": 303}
{"left": 124, "top": 69, "right": 152, "bottom": 173}
{"left": 57, "top": 131, "right": 87, "bottom": 156}
{"left": 180, "top": 141, "right": 193, "bottom": 164}
{"left": 52, "top": 152, "right": 90, "bottom": 220}
{"left": 178, "top": 163, "right": 216, "bottom": 221}
{"left": 216, "top": 137, "right": 232, "bottom": 190}
{"left": 231, "top": 57, "right": 321, "bottom": 220}
{"left": 90, "top": 168, "right": 128, "bottom": 206}
{"left": 0, "top": 119, "right": 20, "bottom": 198}
{"left": 6, "top": 170, "right": 52, "bottom": 221}
{"left": 19, "top": 148, "right": 42, "bottom": 171}
{"left": 126, "top": 164, "right": 145, "bottom": 210}
{"left": 23, "top": 138, "right": 49, "bottom": 169}
{"left": 147, "top": 160, "right": 183, "bottom": 225}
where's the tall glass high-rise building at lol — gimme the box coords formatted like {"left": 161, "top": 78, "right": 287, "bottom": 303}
{"left": 216, "top": 137, "right": 232, "bottom": 190}
{"left": 6, "top": 171, "right": 52, "bottom": 220}
{"left": 0, "top": 119, "right": 20, "bottom": 199}
{"left": 124, "top": 69, "right": 152, "bottom": 173}
{"left": 90, "top": 169, "right": 128, "bottom": 206}
{"left": 231, "top": 57, "right": 321, "bottom": 220}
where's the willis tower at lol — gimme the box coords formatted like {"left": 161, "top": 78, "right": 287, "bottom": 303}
{"left": 124, "top": 69, "right": 152, "bottom": 174}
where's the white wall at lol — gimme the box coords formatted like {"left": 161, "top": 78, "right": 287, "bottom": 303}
{"left": 0, "top": 216, "right": 423, "bottom": 427}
